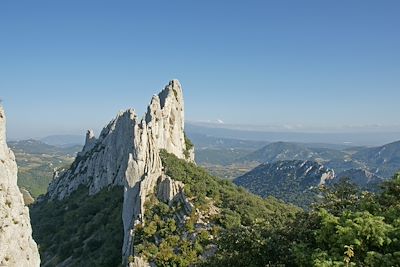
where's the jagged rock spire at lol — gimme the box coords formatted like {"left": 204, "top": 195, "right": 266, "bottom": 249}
{"left": 45, "top": 80, "right": 194, "bottom": 265}
{"left": 82, "top": 129, "right": 96, "bottom": 153}
{"left": 0, "top": 106, "right": 40, "bottom": 266}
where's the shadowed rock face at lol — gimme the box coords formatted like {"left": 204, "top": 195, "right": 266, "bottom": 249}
{"left": 46, "top": 80, "right": 194, "bottom": 265}
{"left": 0, "top": 106, "right": 40, "bottom": 267}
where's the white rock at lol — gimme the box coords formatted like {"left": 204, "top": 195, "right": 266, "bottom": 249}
{"left": 46, "top": 80, "right": 194, "bottom": 265}
{"left": 0, "top": 106, "right": 40, "bottom": 267}
{"left": 157, "top": 175, "right": 184, "bottom": 203}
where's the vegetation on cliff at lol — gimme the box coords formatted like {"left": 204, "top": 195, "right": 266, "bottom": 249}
{"left": 31, "top": 186, "right": 124, "bottom": 267}
{"left": 132, "top": 151, "right": 299, "bottom": 266}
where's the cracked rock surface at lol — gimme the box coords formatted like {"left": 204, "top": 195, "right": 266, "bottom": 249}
{"left": 0, "top": 106, "right": 40, "bottom": 267}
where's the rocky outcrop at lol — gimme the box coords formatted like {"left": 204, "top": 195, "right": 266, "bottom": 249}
{"left": 157, "top": 175, "right": 193, "bottom": 215}
{"left": 0, "top": 106, "right": 40, "bottom": 267}
{"left": 157, "top": 175, "right": 185, "bottom": 203}
{"left": 80, "top": 129, "right": 96, "bottom": 154}
{"left": 46, "top": 80, "right": 194, "bottom": 265}
{"left": 20, "top": 188, "right": 35, "bottom": 206}
{"left": 131, "top": 256, "right": 151, "bottom": 267}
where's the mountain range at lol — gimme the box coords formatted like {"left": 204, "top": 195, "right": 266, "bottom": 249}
{"left": 240, "top": 140, "right": 400, "bottom": 178}
{"left": 231, "top": 140, "right": 400, "bottom": 207}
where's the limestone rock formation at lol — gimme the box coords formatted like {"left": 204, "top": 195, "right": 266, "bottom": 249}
{"left": 80, "top": 129, "right": 96, "bottom": 155}
{"left": 46, "top": 80, "right": 194, "bottom": 265}
{"left": 131, "top": 256, "right": 151, "bottom": 267}
{"left": 20, "top": 188, "right": 35, "bottom": 206}
{"left": 157, "top": 174, "right": 193, "bottom": 215}
{"left": 157, "top": 175, "right": 185, "bottom": 203}
{"left": 0, "top": 106, "right": 40, "bottom": 267}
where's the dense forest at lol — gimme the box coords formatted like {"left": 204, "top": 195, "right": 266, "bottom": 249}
{"left": 31, "top": 187, "right": 124, "bottom": 267}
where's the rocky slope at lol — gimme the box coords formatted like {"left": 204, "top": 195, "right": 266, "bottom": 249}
{"left": 0, "top": 106, "right": 40, "bottom": 266}
{"left": 234, "top": 160, "right": 335, "bottom": 208}
{"left": 335, "top": 168, "right": 385, "bottom": 191}
{"left": 43, "top": 80, "right": 194, "bottom": 265}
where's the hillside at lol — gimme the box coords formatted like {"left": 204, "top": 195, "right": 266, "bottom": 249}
{"left": 335, "top": 168, "right": 385, "bottom": 191}
{"left": 234, "top": 160, "right": 334, "bottom": 208}
{"left": 31, "top": 186, "right": 124, "bottom": 266}
{"left": 353, "top": 141, "right": 400, "bottom": 177}
{"left": 133, "top": 151, "right": 299, "bottom": 265}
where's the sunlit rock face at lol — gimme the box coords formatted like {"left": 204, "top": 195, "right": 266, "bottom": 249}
{"left": 46, "top": 80, "right": 194, "bottom": 265}
{"left": 0, "top": 106, "right": 40, "bottom": 267}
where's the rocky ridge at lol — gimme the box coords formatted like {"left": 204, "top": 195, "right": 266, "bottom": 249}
{"left": 46, "top": 80, "right": 194, "bottom": 265}
{"left": 0, "top": 106, "right": 40, "bottom": 266}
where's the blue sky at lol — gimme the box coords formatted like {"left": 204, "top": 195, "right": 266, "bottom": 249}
{"left": 1, "top": 0, "right": 399, "bottom": 139}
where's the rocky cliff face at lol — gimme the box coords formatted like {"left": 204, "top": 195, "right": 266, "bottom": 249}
{"left": 46, "top": 80, "right": 194, "bottom": 265}
{"left": 0, "top": 106, "right": 40, "bottom": 267}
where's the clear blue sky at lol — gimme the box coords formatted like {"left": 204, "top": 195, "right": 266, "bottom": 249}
{"left": 1, "top": 0, "right": 399, "bottom": 139}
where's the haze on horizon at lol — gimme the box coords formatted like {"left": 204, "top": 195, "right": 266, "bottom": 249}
{"left": 1, "top": 1, "right": 399, "bottom": 141}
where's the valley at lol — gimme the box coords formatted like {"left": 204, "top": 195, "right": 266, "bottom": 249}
{"left": 8, "top": 140, "right": 81, "bottom": 200}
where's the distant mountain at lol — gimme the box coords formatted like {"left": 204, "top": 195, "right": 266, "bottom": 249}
{"left": 40, "top": 134, "right": 84, "bottom": 146}
{"left": 239, "top": 141, "right": 347, "bottom": 164}
{"left": 233, "top": 140, "right": 400, "bottom": 208}
{"left": 187, "top": 132, "right": 268, "bottom": 150}
{"left": 195, "top": 148, "right": 251, "bottom": 166}
{"left": 8, "top": 139, "right": 82, "bottom": 156}
{"left": 239, "top": 140, "right": 400, "bottom": 178}
{"left": 335, "top": 169, "right": 385, "bottom": 191}
{"left": 234, "top": 160, "right": 334, "bottom": 208}
{"left": 353, "top": 141, "right": 400, "bottom": 177}
{"left": 185, "top": 133, "right": 268, "bottom": 166}
{"left": 8, "top": 139, "right": 61, "bottom": 154}
{"left": 186, "top": 122, "right": 400, "bottom": 146}
{"left": 7, "top": 139, "right": 80, "bottom": 198}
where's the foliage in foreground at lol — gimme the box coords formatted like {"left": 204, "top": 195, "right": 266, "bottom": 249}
{"left": 205, "top": 176, "right": 400, "bottom": 267}
{"left": 30, "top": 186, "right": 124, "bottom": 267}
